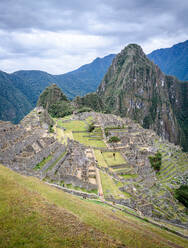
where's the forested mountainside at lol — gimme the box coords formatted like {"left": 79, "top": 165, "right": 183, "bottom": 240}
{"left": 0, "top": 71, "right": 33, "bottom": 124}
{"left": 95, "top": 44, "right": 188, "bottom": 151}
{"left": 148, "top": 40, "right": 188, "bottom": 81}
{"left": 0, "top": 54, "right": 115, "bottom": 124}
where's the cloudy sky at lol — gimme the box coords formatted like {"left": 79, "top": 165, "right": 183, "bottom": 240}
{"left": 0, "top": 0, "right": 187, "bottom": 74}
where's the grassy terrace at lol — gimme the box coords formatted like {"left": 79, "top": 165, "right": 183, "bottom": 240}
{"left": 46, "top": 151, "right": 67, "bottom": 171}
{"left": 34, "top": 155, "right": 53, "bottom": 170}
{"left": 154, "top": 141, "right": 188, "bottom": 183}
{"left": 58, "top": 120, "right": 86, "bottom": 131}
{"left": 1, "top": 165, "right": 187, "bottom": 248}
{"left": 63, "top": 183, "right": 98, "bottom": 195}
{"left": 57, "top": 119, "right": 106, "bottom": 147}
{"left": 120, "top": 174, "right": 138, "bottom": 179}
{"left": 94, "top": 149, "right": 108, "bottom": 168}
{"left": 94, "top": 150, "right": 126, "bottom": 167}
{"left": 73, "top": 131, "right": 106, "bottom": 147}
{"left": 102, "top": 151, "right": 126, "bottom": 166}
{"left": 100, "top": 171, "right": 130, "bottom": 199}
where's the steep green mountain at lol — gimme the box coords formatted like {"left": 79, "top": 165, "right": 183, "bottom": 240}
{"left": 148, "top": 40, "right": 188, "bottom": 81}
{"left": 73, "top": 92, "right": 104, "bottom": 112}
{"left": 0, "top": 71, "right": 33, "bottom": 123}
{"left": 37, "top": 84, "right": 74, "bottom": 118}
{"left": 0, "top": 54, "right": 115, "bottom": 123}
{"left": 97, "top": 44, "right": 188, "bottom": 151}
{"left": 13, "top": 70, "right": 57, "bottom": 105}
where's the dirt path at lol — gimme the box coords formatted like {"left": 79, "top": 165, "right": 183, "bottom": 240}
{"left": 95, "top": 167, "right": 104, "bottom": 200}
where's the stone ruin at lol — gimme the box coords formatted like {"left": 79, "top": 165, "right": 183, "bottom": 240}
{"left": 45, "top": 139, "right": 98, "bottom": 191}
{"left": 0, "top": 110, "right": 187, "bottom": 225}
{"left": 0, "top": 109, "right": 98, "bottom": 193}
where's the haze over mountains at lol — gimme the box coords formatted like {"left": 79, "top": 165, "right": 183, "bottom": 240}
{"left": 0, "top": 40, "right": 188, "bottom": 127}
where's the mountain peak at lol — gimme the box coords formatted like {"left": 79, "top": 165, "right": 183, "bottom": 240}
{"left": 98, "top": 43, "right": 188, "bottom": 151}
{"left": 37, "top": 84, "right": 68, "bottom": 109}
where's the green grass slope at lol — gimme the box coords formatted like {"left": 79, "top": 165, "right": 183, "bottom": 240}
{"left": 0, "top": 164, "right": 187, "bottom": 248}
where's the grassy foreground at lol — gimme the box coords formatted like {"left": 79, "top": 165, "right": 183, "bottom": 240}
{"left": 0, "top": 164, "right": 187, "bottom": 248}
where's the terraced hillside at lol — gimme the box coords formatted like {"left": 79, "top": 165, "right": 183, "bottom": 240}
{"left": 53, "top": 112, "right": 188, "bottom": 225}
{"left": 1, "top": 165, "right": 188, "bottom": 248}
{"left": 0, "top": 109, "right": 188, "bottom": 229}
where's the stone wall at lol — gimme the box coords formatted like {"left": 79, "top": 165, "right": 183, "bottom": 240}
{"left": 46, "top": 182, "right": 98, "bottom": 199}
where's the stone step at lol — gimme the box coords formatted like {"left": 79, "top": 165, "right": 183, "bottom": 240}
{"left": 109, "top": 163, "right": 128, "bottom": 169}
{"left": 160, "top": 164, "right": 171, "bottom": 172}
{"left": 41, "top": 146, "right": 66, "bottom": 172}
{"left": 162, "top": 169, "right": 177, "bottom": 179}
{"left": 161, "top": 164, "right": 176, "bottom": 176}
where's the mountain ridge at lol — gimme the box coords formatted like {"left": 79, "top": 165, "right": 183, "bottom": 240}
{"left": 0, "top": 54, "right": 115, "bottom": 123}
{"left": 148, "top": 40, "right": 188, "bottom": 81}
{"left": 97, "top": 44, "right": 188, "bottom": 151}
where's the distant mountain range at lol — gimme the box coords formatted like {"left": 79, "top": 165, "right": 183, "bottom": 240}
{"left": 148, "top": 40, "right": 188, "bottom": 81}
{"left": 1, "top": 40, "right": 188, "bottom": 125}
{"left": 0, "top": 54, "right": 115, "bottom": 123}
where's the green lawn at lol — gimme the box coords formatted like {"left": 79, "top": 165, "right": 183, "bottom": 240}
{"left": 57, "top": 120, "right": 86, "bottom": 131}
{"left": 73, "top": 132, "right": 106, "bottom": 147}
{"left": 57, "top": 119, "right": 106, "bottom": 147}
{"left": 34, "top": 155, "right": 53, "bottom": 170}
{"left": 94, "top": 149, "right": 108, "bottom": 168}
{"left": 120, "top": 174, "right": 138, "bottom": 179}
{"left": 100, "top": 171, "right": 129, "bottom": 199}
{"left": 0, "top": 165, "right": 187, "bottom": 248}
{"left": 102, "top": 151, "right": 126, "bottom": 166}
{"left": 86, "top": 116, "right": 94, "bottom": 124}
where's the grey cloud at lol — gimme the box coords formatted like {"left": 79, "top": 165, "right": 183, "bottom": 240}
{"left": 0, "top": 0, "right": 187, "bottom": 73}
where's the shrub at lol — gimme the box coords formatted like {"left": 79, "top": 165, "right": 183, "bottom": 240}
{"left": 88, "top": 122, "right": 95, "bottom": 132}
{"left": 105, "top": 130, "right": 109, "bottom": 136}
{"left": 49, "top": 125, "right": 54, "bottom": 133}
{"left": 149, "top": 151, "right": 162, "bottom": 172}
{"left": 175, "top": 185, "right": 188, "bottom": 208}
{"left": 76, "top": 107, "right": 92, "bottom": 113}
{"left": 108, "top": 136, "right": 121, "bottom": 143}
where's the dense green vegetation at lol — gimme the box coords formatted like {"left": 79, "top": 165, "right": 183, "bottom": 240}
{"left": 0, "top": 71, "right": 33, "bottom": 124}
{"left": 37, "top": 84, "right": 75, "bottom": 118}
{"left": 175, "top": 185, "right": 188, "bottom": 209}
{"left": 0, "top": 54, "right": 115, "bottom": 124}
{"left": 48, "top": 102, "right": 74, "bottom": 118}
{"left": 148, "top": 40, "right": 188, "bottom": 81}
{"left": 108, "top": 136, "right": 121, "bottom": 143}
{"left": 74, "top": 92, "right": 104, "bottom": 112}
{"left": 149, "top": 152, "right": 162, "bottom": 172}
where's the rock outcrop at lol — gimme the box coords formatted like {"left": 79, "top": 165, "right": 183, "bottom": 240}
{"left": 37, "top": 84, "right": 74, "bottom": 118}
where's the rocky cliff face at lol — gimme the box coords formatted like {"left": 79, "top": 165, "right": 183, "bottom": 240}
{"left": 98, "top": 44, "right": 188, "bottom": 150}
